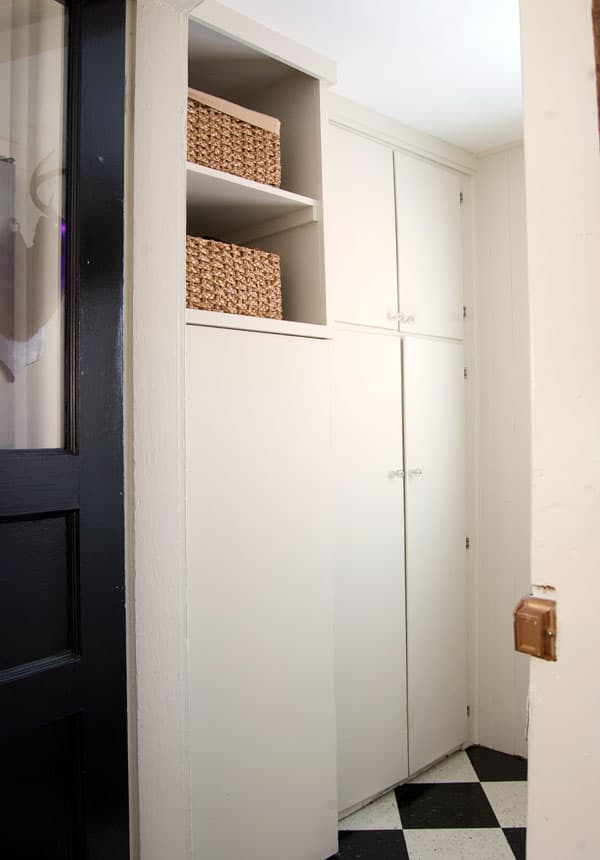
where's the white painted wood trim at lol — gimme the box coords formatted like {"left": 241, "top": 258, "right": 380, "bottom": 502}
{"left": 189, "top": 0, "right": 337, "bottom": 84}
{"left": 168, "top": 0, "right": 207, "bottom": 12}
{"left": 132, "top": 2, "right": 191, "bottom": 858}
{"left": 461, "top": 172, "right": 480, "bottom": 748}
{"left": 327, "top": 92, "right": 476, "bottom": 175}
{"left": 185, "top": 309, "right": 332, "bottom": 339}
{"left": 475, "top": 140, "right": 524, "bottom": 159}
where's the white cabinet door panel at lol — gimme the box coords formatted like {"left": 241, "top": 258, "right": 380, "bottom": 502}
{"left": 403, "top": 338, "right": 467, "bottom": 775}
{"left": 395, "top": 152, "right": 464, "bottom": 339}
{"left": 327, "top": 125, "right": 398, "bottom": 329}
{"left": 333, "top": 330, "right": 408, "bottom": 812}
{"left": 186, "top": 327, "right": 338, "bottom": 860}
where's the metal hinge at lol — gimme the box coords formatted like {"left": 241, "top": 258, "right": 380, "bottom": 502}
{"left": 460, "top": 191, "right": 464, "bottom": 204}
{"left": 463, "top": 305, "right": 467, "bottom": 320}
{"left": 464, "top": 366, "right": 468, "bottom": 379}
{"left": 466, "top": 537, "right": 470, "bottom": 550}
{"left": 467, "top": 705, "right": 471, "bottom": 717}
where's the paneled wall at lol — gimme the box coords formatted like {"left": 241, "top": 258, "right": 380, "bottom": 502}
{"left": 474, "top": 145, "right": 530, "bottom": 757}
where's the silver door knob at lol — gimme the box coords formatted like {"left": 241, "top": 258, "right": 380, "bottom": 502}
{"left": 389, "top": 469, "right": 404, "bottom": 479}
{"left": 408, "top": 468, "right": 423, "bottom": 477}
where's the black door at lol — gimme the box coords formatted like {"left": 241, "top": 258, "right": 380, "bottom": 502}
{"left": 0, "top": 1, "right": 128, "bottom": 857}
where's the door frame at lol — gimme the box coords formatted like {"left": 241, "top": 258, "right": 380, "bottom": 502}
{"left": 129, "top": 2, "right": 190, "bottom": 859}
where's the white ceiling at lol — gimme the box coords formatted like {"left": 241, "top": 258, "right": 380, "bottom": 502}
{"left": 218, "top": 0, "right": 523, "bottom": 153}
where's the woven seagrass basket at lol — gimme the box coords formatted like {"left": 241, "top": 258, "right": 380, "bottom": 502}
{"left": 187, "top": 87, "right": 282, "bottom": 188}
{"left": 186, "top": 237, "right": 283, "bottom": 320}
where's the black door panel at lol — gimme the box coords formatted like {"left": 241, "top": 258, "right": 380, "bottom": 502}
{"left": 0, "top": 1, "right": 129, "bottom": 856}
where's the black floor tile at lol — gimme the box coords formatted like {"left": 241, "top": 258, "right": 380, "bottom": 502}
{"left": 395, "top": 782, "right": 499, "bottom": 829}
{"left": 466, "top": 745, "right": 528, "bottom": 781}
{"left": 504, "top": 827, "right": 526, "bottom": 860}
{"left": 327, "top": 830, "right": 409, "bottom": 859}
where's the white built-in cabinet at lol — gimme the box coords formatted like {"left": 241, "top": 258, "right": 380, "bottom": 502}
{"left": 186, "top": 328, "right": 337, "bottom": 860}
{"left": 328, "top": 119, "right": 469, "bottom": 813}
{"left": 184, "top": 6, "right": 339, "bottom": 860}
{"left": 395, "top": 152, "right": 465, "bottom": 339}
{"left": 327, "top": 126, "right": 398, "bottom": 329}
{"left": 333, "top": 330, "right": 408, "bottom": 812}
{"left": 403, "top": 338, "right": 467, "bottom": 774}
{"left": 183, "top": 3, "right": 471, "bottom": 852}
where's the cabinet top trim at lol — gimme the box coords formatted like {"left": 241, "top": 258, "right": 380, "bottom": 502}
{"left": 327, "top": 93, "right": 476, "bottom": 175}
{"left": 189, "top": 1, "right": 337, "bottom": 85}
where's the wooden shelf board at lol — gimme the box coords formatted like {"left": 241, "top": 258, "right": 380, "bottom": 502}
{"left": 186, "top": 163, "right": 319, "bottom": 239}
{"left": 185, "top": 308, "right": 332, "bottom": 339}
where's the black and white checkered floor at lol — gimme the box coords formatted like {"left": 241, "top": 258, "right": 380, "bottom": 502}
{"left": 329, "top": 746, "right": 527, "bottom": 860}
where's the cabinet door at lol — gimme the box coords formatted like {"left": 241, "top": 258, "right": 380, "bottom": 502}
{"left": 395, "top": 151, "right": 464, "bottom": 339}
{"left": 403, "top": 338, "right": 467, "bottom": 774}
{"left": 333, "top": 330, "right": 408, "bottom": 812}
{"left": 327, "top": 124, "right": 398, "bottom": 329}
{"left": 185, "top": 327, "right": 337, "bottom": 860}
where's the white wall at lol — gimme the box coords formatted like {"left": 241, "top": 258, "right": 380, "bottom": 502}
{"left": 520, "top": 0, "right": 600, "bottom": 857}
{"left": 474, "top": 145, "right": 530, "bottom": 758}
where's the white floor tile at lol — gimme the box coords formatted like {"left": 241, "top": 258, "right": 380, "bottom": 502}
{"left": 410, "top": 750, "right": 478, "bottom": 784}
{"left": 482, "top": 780, "right": 528, "bottom": 828}
{"left": 338, "top": 791, "right": 402, "bottom": 831}
{"left": 403, "top": 828, "right": 515, "bottom": 859}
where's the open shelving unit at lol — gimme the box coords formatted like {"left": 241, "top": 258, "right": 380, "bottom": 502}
{"left": 185, "top": 4, "right": 335, "bottom": 335}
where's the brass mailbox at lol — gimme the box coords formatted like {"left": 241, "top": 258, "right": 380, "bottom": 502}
{"left": 513, "top": 597, "right": 557, "bottom": 661}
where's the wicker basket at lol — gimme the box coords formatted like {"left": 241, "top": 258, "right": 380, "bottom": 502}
{"left": 187, "top": 88, "right": 282, "bottom": 188}
{"left": 186, "top": 236, "right": 283, "bottom": 320}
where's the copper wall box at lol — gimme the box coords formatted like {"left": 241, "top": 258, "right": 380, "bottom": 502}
{"left": 513, "top": 597, "right": 557, "bottom": 661}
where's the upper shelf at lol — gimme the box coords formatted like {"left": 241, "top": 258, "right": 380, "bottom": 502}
{"left": 186, "top": 162, "right": 320, "bottom": 242}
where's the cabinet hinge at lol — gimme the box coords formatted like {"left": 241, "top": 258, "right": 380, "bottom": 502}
{"left": 464, "top": 366, "right": 468, "bottom": 379}
{"left": 466, "top": 537, "right": 470, "bottom": 550}
{"left": 460, "top": 191, "right": 464, "bottom": 205}
{"left": 463, "top": 304, "right": 467, "bottom": 320}
{"left": 467, "top": 705, "right": 471, "bottom": 717}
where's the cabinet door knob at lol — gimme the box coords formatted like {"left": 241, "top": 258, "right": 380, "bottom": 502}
{"left": 408, "top": 468, "right": 423, "bottom": 477}
{"left": 387, "top": 312, "right": 415, "bottom": 323}
{"left": 389, "top": 469, "right": 404, "bottom": 479}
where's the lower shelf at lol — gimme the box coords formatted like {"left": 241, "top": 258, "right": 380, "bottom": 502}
{"left": 185, "top": 308, "right": 332, "bottom": 339}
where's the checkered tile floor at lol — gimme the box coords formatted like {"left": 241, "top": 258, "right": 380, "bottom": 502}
{"left": 329, "top": 746, "right": 527, "bottom": 860}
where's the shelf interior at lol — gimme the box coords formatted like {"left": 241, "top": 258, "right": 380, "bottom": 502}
{"left": 186, "top": 163, "right": 319, "bottom": 243}
{"left": 187, "top": 18, "right": 328, "bottom": 329}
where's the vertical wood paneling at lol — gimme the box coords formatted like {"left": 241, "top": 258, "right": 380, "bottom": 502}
{"left": 475, "top": 145, "right": 530, "bottom": 758}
